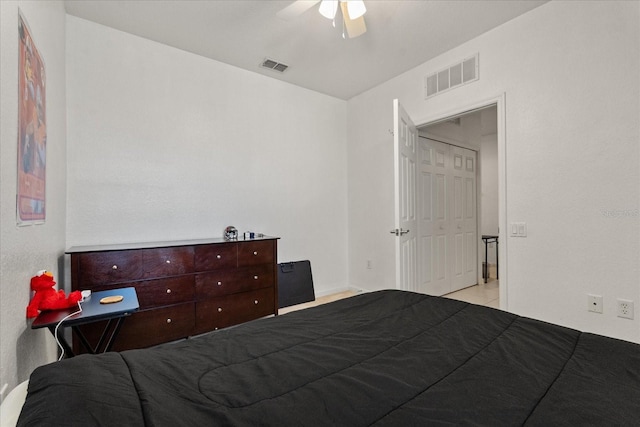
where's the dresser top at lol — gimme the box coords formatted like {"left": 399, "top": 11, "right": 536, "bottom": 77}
{"left": 66, "top": 235, "right": 279, "bottom": 254}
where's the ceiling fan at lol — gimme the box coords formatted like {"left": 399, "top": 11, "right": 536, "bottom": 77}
{"left": 277, "top": 0, "right": 367, "bottom": 39}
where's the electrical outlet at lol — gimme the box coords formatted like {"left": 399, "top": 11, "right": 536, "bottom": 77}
{"left": 617, "top": 299, "right": 634, "bottom": 319}
{"left": 588, "top": 294, "right": 603, "bottom": 313}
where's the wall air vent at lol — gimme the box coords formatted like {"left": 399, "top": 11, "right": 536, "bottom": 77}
{"left": 425, "top": 53, "right": 478, "bottom": 99}
{"left": 261, "top": 58, "right": 289, "bottom": 73}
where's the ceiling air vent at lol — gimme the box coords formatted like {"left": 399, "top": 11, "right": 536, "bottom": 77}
{"left": 425, "top": 53, "right": 478, "bottom": 99}
{"left": 261, "top": 58, "right": 289, "bottom": 73}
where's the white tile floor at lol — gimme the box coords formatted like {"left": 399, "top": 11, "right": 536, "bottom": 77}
{"left": 443, "top": 278, "right": 500, "bottom": 308}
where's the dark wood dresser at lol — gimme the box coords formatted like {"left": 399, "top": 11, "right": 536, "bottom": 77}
{"left": 66, "top": 236, "right": 278, "bottom": 353}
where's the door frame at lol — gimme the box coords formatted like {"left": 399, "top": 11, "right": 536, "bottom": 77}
{"left": 414, "top": 93, "right": 507, "bottom": 310}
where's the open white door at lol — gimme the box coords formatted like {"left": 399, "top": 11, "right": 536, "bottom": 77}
{"left": 392, "top": 99, "right": 417, "bottom": 291}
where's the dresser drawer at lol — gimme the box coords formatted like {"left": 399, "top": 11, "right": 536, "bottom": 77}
{"left": 195, "top": 264, "right": 274, "bottom": 299}
{"left": 194, "top": 287, "right": 275, "bottom": 334}
{"left": 143, "top": 246, "right": 194, "bottom": 278}
{"left": 112, "top": 303, "right": 195, "bottom": 351}
{"left": 75, "top": 250, "right": 144, "bottom": 286}
{"left": 194, "top": 243, "right": 237, "bottom": 271}
{"left": 195, "top": 269, "right": 240, "bottom": 299}
{"left": 135, "top": 276, "right": 195, "bottom": 309}
{"left": 238, "top": 240, "right": 275, "bottom": 267}
{"left": 235, "top": 264, "right": 275, "bottom": 290}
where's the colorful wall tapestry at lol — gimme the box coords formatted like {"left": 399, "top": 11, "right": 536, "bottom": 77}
{"left": 17, "top": 11, "right": 46, "bottom": 224}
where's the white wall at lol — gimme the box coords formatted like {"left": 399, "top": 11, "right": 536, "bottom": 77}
{"left": 347, "top": 1, "right": 640, "bottom": 342}
{"left": 65, "top": 16, "right": 348, "bottom": 295}
{"left": 480, "top": 132, "right": 499, "bottom": 266}
{"left": 0, "top": 0, "right": 67, "bottom": 399}
{"left": 480, "top": 134, "right": 498, "bottom": 236}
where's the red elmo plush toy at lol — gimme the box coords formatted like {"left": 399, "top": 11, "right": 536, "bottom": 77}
{"left": 26, "top": 270, "right": 82, "bottom": 318}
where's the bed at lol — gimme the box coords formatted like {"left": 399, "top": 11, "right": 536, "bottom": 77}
{"left": 17, "top": 290, "right": 640, "bottom": 426}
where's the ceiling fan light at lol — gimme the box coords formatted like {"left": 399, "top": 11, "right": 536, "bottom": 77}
{"left": 319, "top": 0, "right": 339, "bottom": 20}
{"left": 341, "top": 1, "right": 366, "bottom": 38}
{"left": 346, "top": 0, "right": 366, "bottom": 20}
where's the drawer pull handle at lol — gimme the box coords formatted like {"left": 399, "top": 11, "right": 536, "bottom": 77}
{"left": 166, "top": 318, "right": 172, "bottom": 324}
{"left": 254, "top": 275, "right": 258, "bottom": 280}
{"left": 166, "top": 259, "right": 171, "bottom": 264}
{"left": 218, "top": 307, "right": 223, "bottom": 312}
{"left": 253, "top": 251, "right": 258, "bottom": 256}
{"left": 217, "top": 281, "right": 222, "bottom": 286}
{"left": 166, "top": 289, "right": 171, "bottom": 294}
{"left": 112, "top": 265, "right": 118, "bottom": 270}
{"left": 216, "top": 255, "right": 221, "bottom": 259}
{"left": 254, "top": 300, "right": 259, "bottom": 305}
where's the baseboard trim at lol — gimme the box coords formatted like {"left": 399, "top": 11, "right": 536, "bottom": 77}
{"left": 314, "top": 286, "right": 364, "bottom": 298}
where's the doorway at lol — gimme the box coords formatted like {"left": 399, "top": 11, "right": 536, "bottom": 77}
{"left": 393, "top": 96, "right": 506, "bottom": 310}
{"left": 418, "top": 106, "right": 499, "bottom": 300}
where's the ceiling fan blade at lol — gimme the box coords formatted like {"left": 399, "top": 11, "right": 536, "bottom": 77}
{"left": 276, "top": 0, "right": 320, "bottom": 21}
{"left": 340, "top": 1, "right": 367, "bottom": 38}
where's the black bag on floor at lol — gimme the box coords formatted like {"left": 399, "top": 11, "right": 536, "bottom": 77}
{"left": 278, "top": 260, "right": 315, "bottom": 308}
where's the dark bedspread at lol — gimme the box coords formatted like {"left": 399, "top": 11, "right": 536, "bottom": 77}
{"left": 18, "top": 290, "right": 640, "bottom": 426}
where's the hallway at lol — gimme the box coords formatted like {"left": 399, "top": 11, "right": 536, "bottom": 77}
{"left": 444, "top": 279, "right": 499, "bottom": 308}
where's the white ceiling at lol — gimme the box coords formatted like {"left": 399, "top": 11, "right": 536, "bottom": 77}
{"left": 64, "top": 0, "right": 547, "bottom": 100}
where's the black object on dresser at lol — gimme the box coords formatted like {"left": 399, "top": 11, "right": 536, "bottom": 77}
{"left": 66, "top": 236, "right": 278, "bottom": 353}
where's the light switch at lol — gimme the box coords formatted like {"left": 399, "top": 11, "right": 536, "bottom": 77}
{"left": 510, "top": 222, "right": 527, "bottom": 237}
{"left": 517, "top": 223, "right": 527, "bottom": 237}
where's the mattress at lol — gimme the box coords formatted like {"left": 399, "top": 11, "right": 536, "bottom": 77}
{"left": 17, "top": 290, "right": 640, "bottom": 426}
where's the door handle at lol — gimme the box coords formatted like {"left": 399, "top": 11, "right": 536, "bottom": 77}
{"left": 390, "top": 228, "right": 410, "bottom": 236}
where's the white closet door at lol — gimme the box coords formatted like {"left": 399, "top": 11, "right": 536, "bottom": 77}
{"left": 450, "top": 146, "right": 477, "bottom": 292}
{"left": 417, "top": 138, "right": 450, "bottom": 295}
{"left": 418, "top": 139, "right": 478, "bottom": 295}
